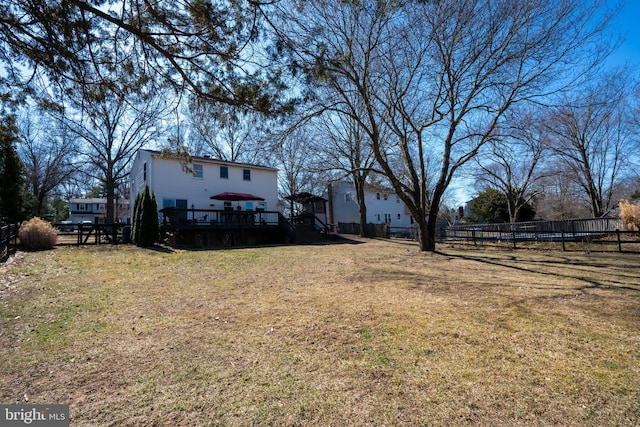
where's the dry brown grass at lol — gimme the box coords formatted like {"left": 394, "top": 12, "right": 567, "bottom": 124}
{"left": 620, "top": 199, "right": 640, "bottom": 231}
{"left": 1, "top": 238, "right": 639, "bottom": 426}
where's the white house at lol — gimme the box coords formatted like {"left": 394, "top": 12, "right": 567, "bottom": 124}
{"left": 69, "top": 198, "right": 130, "bottom": 224}
{"left": 328, "top": 180, "right": 414, "bottom": 230}
{"left": 129, "top": 149, "right": 279, "bottom": 218}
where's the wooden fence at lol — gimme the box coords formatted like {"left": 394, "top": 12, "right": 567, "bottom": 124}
{"left": 337, "top": 222, "right": 390, "bottom": 238}
{"left": 446, "top": 217, "right": 623, "bottom": 234}
{"left": 55, "top": 223, "right": 130, "bottom": 246}
{"left": 0, "top": 223, "right": 19, "bottom": 264}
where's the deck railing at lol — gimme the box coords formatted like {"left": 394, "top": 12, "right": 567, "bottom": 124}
{"left": 159, "top": 207, "right": 284, "bottom": 229}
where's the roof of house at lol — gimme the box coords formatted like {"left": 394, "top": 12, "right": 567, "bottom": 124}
{"left": 332, "top": 180, "right": 397, "bottom": 195}
{"left": 142, "top": 149, "right": 278, "bottom": 172}
{"left": 69, "top": 198, "right": 130, "bottom": 204}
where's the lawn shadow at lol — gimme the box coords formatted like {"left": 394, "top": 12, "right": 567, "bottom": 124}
{"left": 160, "top": 234, "right": 366, "bottom": 252}
{"left": 140, "top": 244, "right": 176, "bottom": 253}
{"left": 438, "top": 250, "right": 640, "bottom": 294}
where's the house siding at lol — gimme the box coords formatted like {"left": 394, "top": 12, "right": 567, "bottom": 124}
{"left": 69, "top": 198, "right": 130, "bottom": 223}
{"left": 130, "top": 150, "right": 279, "bottom": 219}
{"left": 329, "top": 181, "right": 413, "bottom": 228}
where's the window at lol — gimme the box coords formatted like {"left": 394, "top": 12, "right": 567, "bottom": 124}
{"left": 384, "top": 213, "right": 391, "bottom": 223}
{"left": 162, "top": 199, "right": 188, "bottom": 209}
{"left": 383, "top": 194, "right": 388, "bottom": 201}
{"left": 243, "top": 169, "right": 251, "bottom": 181}
{"left": 345, "top": 192, "right": 352, "bottom": 202}
{"left": 220, "top": 166, "right": 228, "bottom": 179}
{"left": 376, "top": 193, "right": 380, "bottom": 200}
{"left": 192, "top": 164, "right": 203, "bottom": 178}
{"left": 397, "top": 213, "right": 401, "bottom": 220}
{"left": 376, "top": 214, "right": 381, "bottom": 221}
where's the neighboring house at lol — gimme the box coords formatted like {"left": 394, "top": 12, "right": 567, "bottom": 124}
{"left": 69, "top": 198, "right": 130, "bottom": 224}
{"left": 328, "top": 180, "right": 414, "bottom": 230}
{"left": 129, "top": 149, "right": 279, "bottom": 221}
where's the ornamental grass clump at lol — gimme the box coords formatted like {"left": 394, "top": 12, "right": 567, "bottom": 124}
{"left": 620, "top": 199, "right": 640, "bottom": 231}
{"left": 18, "top": 217, "right": 58, "bottom": 251}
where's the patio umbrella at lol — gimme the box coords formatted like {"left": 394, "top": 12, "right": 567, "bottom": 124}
{"left": 210, "top": 192, "right": 265, "bottom": 201}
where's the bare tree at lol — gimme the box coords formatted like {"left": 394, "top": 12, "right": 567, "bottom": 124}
{"left": 311, "top": 111, "right": 378, "bottom": 236}
{"left": 189, "top": 99, "right": 265, "bottom": 163}
{"left": 273, "top": 0, "right": 615, "bottom": 251}
{"left": 272, "top": 127, "right": 318, "bottom": 216}
{"left": 39, "top": 50, "right": 171, "bottom": 223}
{"left": 473, "top": 109, "right": 550, "bottom": 223}
{"left": 534, "top": 166, "right": 593, "bottom": 219}
{"left": 64, "top": 89, "right": 167, "bottom": 222}
{"left": 16, "top": 107, "right": 76, "bottom": 217}
{"left": 545, "top": 70, "right": 637, "bottom": 217}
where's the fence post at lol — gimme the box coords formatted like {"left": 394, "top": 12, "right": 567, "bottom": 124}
{"left": 617, "top": 229, "right": 622, "bottom": 253}
{"left": 561, "top": 230, "right": 566, "bottom": 252}
{"left": 512, "top": 228, "right": 516, "bottom": 249}
{"left": 13, "top": 223, "right": 17, "bottom": 248}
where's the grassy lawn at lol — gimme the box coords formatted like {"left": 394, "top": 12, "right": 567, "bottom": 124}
{"left": 1, "top": 238, "right": 639, "bottom": 426}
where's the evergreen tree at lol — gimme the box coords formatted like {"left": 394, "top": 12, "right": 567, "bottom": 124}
{"left": 132, "top": 186, "right": 159, "bottom": 247}
{"left": 469, "top": 187, "right": 536, "bottom": 223}
{"left": 0, "top": 115, "right": 31, "bottom": 223}
{"left": 131, "top": 191, "right": 143, "bottom": 244}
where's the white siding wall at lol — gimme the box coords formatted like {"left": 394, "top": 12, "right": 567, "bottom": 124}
{"left": 129, "top": 150, "right": 279, "bottom": 217}
{"left": 330, "top": 181, "right": 413, "bottom": 228}
{"left": 330, "top": 181, "right": 360, "bottom": 223}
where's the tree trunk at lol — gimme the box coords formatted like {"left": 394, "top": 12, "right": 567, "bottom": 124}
{"left": 353, "top": 175, "right": 369, "bottom": 237}
{"left": 106, "top": 177, "right": 116, "bottom": 223}
{"left": 416, "top": 217, "right": 432, "bottom": 251}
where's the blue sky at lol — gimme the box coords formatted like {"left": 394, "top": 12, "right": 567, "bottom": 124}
{"left": 449, "top": 1, "right": 640, "bottom": 206}
{"left": 608, "top": 0, "right": 640, "bottom": 67}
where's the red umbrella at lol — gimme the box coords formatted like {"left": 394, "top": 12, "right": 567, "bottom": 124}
{"left": 210, "top": 192, "right": 265, "bottom": 201}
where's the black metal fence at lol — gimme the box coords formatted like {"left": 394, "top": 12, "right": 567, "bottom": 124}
{"left": 0, "top": 223, "right": 19, "bottom": 263}
{"left": 444, "top": 218, "right": 640, "bottom": 252}
{"left": 336, "top": 222, "right": 448, "bottom": 240}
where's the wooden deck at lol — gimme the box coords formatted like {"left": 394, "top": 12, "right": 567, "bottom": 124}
{"left": 159, "top": 208, "right": 294, "bottom": 247}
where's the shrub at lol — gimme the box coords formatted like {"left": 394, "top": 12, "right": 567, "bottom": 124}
{"left": 18, "top": 217, "right": 58, "bottom": 251}
{"left": 132, "top": 186, "right": 159, "bottom": 247}
{"left": 131, "top": 191, "right": 143, "bottom": 244}
{"left": 620, "top": 199, "right": 640, "bottom": 231}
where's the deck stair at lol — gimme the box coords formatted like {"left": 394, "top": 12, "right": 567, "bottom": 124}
{"left": 291, "top": 213, "right": 331, "bottom": 244}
